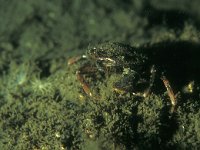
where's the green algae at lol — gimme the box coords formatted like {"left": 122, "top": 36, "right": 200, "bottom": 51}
{"left": 0, "top": 0, "right": 200, "bottom": 149}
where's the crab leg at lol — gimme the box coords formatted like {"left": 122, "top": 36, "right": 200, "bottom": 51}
{"left": 68, "top": 55, "right": 94, "bottom": 97}
{"left": 68, "top": 55, "right": 87, "bottom": 65}
{"left": 161, "top": 76, "right": 177, "bottom": 106}
{"left": 76, "top": 71, "right": 92, "bottom": 97}
{"left": 142, "top": 65, "right": 157, "bottom": 97}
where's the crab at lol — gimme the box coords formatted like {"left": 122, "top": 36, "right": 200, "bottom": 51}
{"left": 68, "top": 42, "right": 200, "bottom": 112}
{"left": 68, "top": 42, "right": 157, "bottom": 98}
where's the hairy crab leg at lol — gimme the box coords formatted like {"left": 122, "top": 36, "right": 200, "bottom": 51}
{"left": 132, "top": 65, "right": 156, "bottom": 97}
{"left": 76, "top": 64, "right": 100, "bottom": 97}
{"left": 142, "top": 65, "right": 157, "bottom": 97}
{"left": 68, "top": 55, "right": 87, "bottom": 65}
{"left": 76, "top": 71, "right": 92, "bottom": 97}
{"left": 161, "top": 76, "right": 177, "bottom": 106}
{"left": 68, "top": 55, "right": 94, "bottom": 97}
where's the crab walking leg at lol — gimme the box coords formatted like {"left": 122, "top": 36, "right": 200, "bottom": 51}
{"left": 76, "top": 71, "right": 92, "bottom": 97}
{"left": 142, "top": 65, "right": 157, "bottom": 97}
{"left": 149, "top": 65, "right": 156, "bottom": 90}
{"left": 161, "top": 76, "right": 177, "bottom": 106}
{"left": 68, "top": 55, "right": 87, "bottom": 65}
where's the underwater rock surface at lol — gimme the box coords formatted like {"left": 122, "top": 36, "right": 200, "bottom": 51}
{"left": 0, "top": 0, "right": 200, "bottom": 149}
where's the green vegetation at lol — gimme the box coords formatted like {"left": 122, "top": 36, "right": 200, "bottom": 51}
{"left": 0, "top": 0, "right": 200, "bottom": 149}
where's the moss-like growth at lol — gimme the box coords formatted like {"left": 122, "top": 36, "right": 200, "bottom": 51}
{"left": 0, "top": 0, "right": 200, "bottom": 149}
{"left": 169, "top": 101, "right": 200, "bottom": 149}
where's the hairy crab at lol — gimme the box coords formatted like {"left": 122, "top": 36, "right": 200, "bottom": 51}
{"left": 68, "top": 42, "right": 200, "bottom": 110}
{"left": 69, "top": 43, "right": 155, "bottom": 97}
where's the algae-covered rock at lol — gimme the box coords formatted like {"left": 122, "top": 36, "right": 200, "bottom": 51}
{"left": 0, "top": 0, "right": 200, "bottom": 149}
